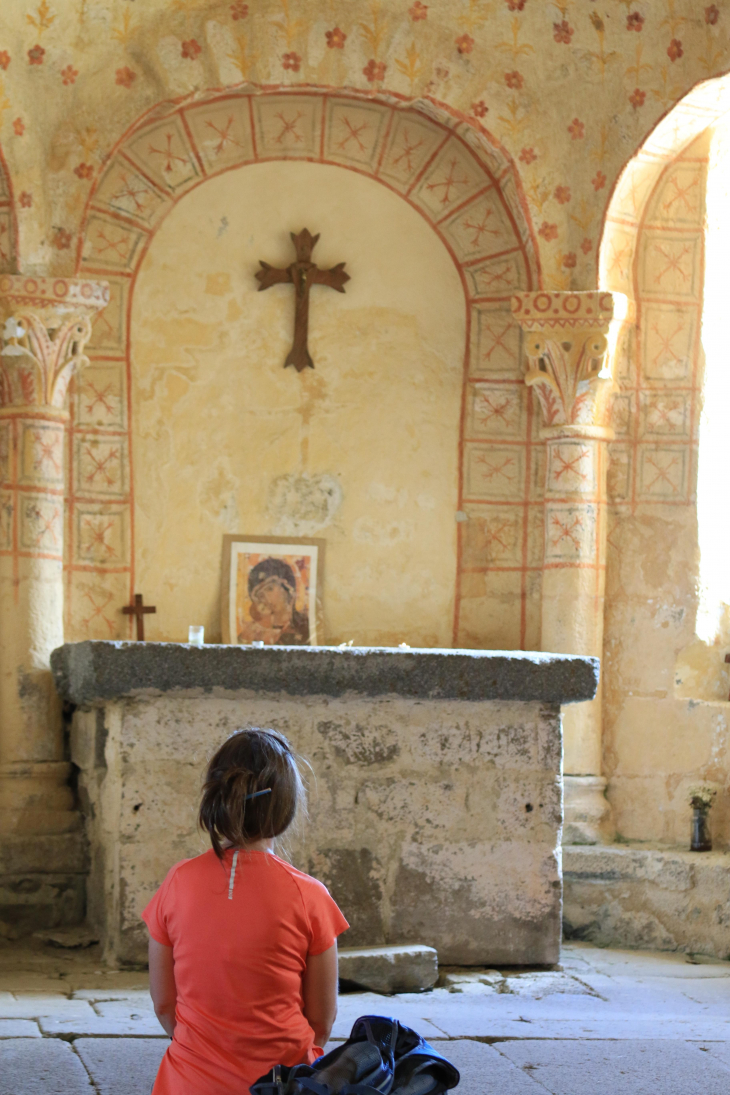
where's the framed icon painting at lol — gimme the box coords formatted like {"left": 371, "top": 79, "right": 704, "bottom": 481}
{"left": 221, "top": 535, "right": 325, "bottom": 646}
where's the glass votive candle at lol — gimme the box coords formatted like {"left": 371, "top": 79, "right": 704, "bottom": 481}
{"left": 188, "top": 626, "right": 204, "bottom": 646}
{"left": 252, "top": 640, "right": 264, "bottom": 649}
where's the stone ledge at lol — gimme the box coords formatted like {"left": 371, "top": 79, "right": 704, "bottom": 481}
{"left": 563, "top": 844, "right": 730, "bottom": 958}
{"left": 51, "top": 641, "right": 598, "bottom": 707}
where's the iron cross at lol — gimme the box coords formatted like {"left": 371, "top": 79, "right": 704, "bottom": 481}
{"left": 255, "top": 229, "right": 350, "bottom": 372}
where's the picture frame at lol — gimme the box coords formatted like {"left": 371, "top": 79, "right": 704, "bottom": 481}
{"left": 221, "top": 535, "right": 325, "bottom": 646}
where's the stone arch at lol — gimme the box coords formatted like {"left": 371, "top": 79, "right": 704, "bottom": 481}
{"left": 599, "top": 72, "right": 730, "bottom": 299}
{"left": 69, "top": 86, "right": 540, "bottom": 646}
{"left": 0, "top": 144, "right": 17, "bottom": 274}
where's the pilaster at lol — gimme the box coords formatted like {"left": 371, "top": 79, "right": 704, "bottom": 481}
{"left": 512, "top": 291, "right": 629, "bottom": 844}
{"left": 0, "top": 275, "right": 108, "bottom": 836}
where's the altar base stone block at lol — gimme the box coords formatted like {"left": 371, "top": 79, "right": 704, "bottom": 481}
{"left": 51, "top": 642, "right": 598, "bottom": 968}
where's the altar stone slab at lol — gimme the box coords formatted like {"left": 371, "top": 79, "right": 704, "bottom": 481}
{"left": 52, "top": 642, "right": 598, "bottom": 968}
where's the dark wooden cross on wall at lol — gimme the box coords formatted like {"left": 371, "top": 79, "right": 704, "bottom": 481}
{"left": 256, "top": 229, "right": 350, "bottom": 372}
{"left": 123, "top": 593, "right": 156, "bottom": 641}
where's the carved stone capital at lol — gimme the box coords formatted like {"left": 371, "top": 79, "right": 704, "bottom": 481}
{"left": 511, "top": 291, "right": 629, "bottom": 434}
{"left": 0, "top": 275, "right": 109, "bottom": 409}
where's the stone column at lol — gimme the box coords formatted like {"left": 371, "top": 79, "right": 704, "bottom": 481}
{"left": 0, "top": 275, "right": 108, "bottom": 838}
{"left": 512, "top": 291, "right": 627, "bottom": 844}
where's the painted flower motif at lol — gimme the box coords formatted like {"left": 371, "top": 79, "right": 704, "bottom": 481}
{"left": 667, "top": 38, "right": 683, "bottom": 62}
{"left": 519, "top": 147, "right": 537, "bottom": 164}
{"left": 568, "top": 118, "right": 585, "bottom": 140}
{"left": 409, "top": 1, "right": 428, "bottom": 20}
{"left": 705, "top": 5, "right": 720, "bottom": 25}
{"left": 181, "top": 39, "right": 202, "bottom": 60}
{"left": 581, "top": 237, "right": 593, "bottom": 255}
{"left": 471, "top": 100, "right": 489, "bottom": 118}
{"left": 28, "top": 44, "right": 45, "bottom": 66}
{"left": 506, "top": 0, "right": 526, "bottom": 10}
{"left": 627, "top": 12, "right": 644, "bottom": 32}
{"left": 505, "top": 70, "right": 524, "bottom": 90}
{"left": 592, "top": 170, "right": 606, "bottom": 191}
{"left": 61, "top": 64, "right": 78, "bottom": 85}
{"left": 629, "top": 87, "right": 646, "bottom": 109}
{"left": 53, "top": 228, "right": 72, "bottom": 250}
{"left": 363, "top": 59, "right": 386, "bottom": 82}
{"left": 74, "top": 163, "right": 94, "bottom": 180}
{"left": 282, "top": 51, "right": 302, "bottom": 72}
{"left": 456, "top": 34, "right": 474, "bottom": 54}
{"left": 19, "top": 191, "right": 32, "bottom": 208}
{"left": 554, "top": 185, "right": 571, "bottom": 204}
{"left": 325, "top": 27, "right": 346, "bottom": 49}
{"left": 116, "top": 66, "right": 136, "bottom": 88}
{"left": 562, "top": 252, "right": 577, "bottom": 269}
{"left": 538, "top": 221, "right": 558, "bottom": 241}
{"left": 230, "top": 1, "right": 249, "bottom": 19}
{"left": 13, "top": 118, "right": 24, "bottom": 136}
{"left": 553, "top": 20, "right": 573, "bottom": 45}
{"left": 0, "top": 51, "right": 10, "bottom": 71}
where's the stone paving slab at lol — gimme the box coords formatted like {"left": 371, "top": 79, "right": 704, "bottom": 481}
{"left": 74, "top": 1038, "right": 168, "bottom": 1095}
{"left": 0, "top": 1020, "right": 41, "bottom": 1038}
{"left": 0, "top": 1039, "right": 94, "bottom": 1094}
{"left": 72, "top": 989, "right": 152, "bottom": 1003}
{"left": 431, "top": 1040, "right": 543, "bottom": 1093}
{"left": 92, "top": 1000, "right": 156, "bottom": 1020}
{"left": 497, "top": 1038, "right": 730, "bottom": 1094}
{"left": 38, "top": 1014, "right": 165, "bottom": 1037}
{"left": 1, "top": 995, "right": 96, "bottom": 1019}
{"left": 704, "top": 1043, "right": 730, "bottom": 1070}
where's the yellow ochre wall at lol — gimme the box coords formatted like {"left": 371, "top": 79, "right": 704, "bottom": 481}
{"left": 131, "top": 161, "right": 465, "bottom": 645}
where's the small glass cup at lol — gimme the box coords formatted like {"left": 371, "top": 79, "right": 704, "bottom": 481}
{"left": 252, "top": 640, "right": 265, "bottom": 649}
{"left": 188, "top": 626, "right": 204, "bottom": 647}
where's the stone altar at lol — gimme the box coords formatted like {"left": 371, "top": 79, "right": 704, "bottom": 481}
{"left": 51, "top": 642, "right": 598, "bottom": 968}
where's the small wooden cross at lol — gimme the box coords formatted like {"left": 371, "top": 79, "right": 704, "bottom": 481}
{"left": 123, "top": 593, "right": 156, "bottom": 641}
{"left": 256, "top": 228, "right": 350, "bottom": 372}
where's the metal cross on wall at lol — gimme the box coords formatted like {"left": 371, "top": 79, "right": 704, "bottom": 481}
{"left": 256, "top": 229, "right": 350, "bottom": 372}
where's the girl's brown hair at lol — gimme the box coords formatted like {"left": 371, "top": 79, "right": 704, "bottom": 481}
{"left": 199, "top": 728, "right": 304, "bottom": 858}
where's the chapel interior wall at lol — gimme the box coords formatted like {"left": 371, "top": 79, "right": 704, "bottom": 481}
{"left": 126, "top": 161, "right": 465, "bottom": 648}
{"left": 602, "top": 128, "right": 730, "bottom": 850}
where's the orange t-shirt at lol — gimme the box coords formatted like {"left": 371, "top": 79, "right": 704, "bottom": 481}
{"left": 141, "top": 848, "right": 349, "bottom": 1095}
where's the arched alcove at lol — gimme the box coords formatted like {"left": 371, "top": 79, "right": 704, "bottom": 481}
{"left": 597, "top": 77, "right": 730, "bottom": 845}
{"left": 130, "top": 160, "right": 465, "bottom": 644}
{"left": 68, "top": 85, "right": 540, "bottom": 647}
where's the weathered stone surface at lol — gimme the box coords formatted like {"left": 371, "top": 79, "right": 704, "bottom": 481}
{"left": 0, "top": 1020, "right": 41, "bottom": 1037}
{"left": 338, "top": 944, "right": 438, "bottom": 994}
{"left": 70, "top": 691, "right": 563, "bottom": 968}
{"left": 563, "top": 845, "right": 730, "bottom": 958}
{"left": 431, "top": 1041, "right": 541, "bottom": 1095}
{"left": 497, "top": 1039, "right": 730, "bottom": 1094}
{"left": 74, "top": 1039, "right": 168, "bottom": 1095}
{"left": 0, "top": 1039, "right": 94, "bottom": 1094}
{"left": 51, "top": 641, "right": 598, "bottom": 706}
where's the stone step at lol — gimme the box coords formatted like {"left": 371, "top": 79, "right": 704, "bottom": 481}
{"left": 338, "top": 944, "right": 438, "bottom": 994}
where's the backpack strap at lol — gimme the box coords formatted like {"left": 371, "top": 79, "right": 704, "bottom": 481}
{"left": 296, "top": 1079, "right": 332, "bottom": 1095}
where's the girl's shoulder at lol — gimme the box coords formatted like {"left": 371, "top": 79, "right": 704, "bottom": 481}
{"left": 269, "top": 856, "right": 332, "bottom": 899}
{"left": 159, "top": 849, "right": 217, "bottom": 886}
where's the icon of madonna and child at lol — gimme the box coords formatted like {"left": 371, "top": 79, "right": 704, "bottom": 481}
{"left": 224, "top": 539, "right": 321, "bottom": 647}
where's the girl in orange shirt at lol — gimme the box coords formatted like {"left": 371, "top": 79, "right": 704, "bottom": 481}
{"left": 142, "top": 728, "right": 349, "bottom": 1095}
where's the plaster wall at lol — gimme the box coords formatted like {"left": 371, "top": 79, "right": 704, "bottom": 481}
{"left": 70, "top": 692, "right": 563, "bottom": 967}
{"left": 131, "top": 161, "right": 465, "bottom": 647}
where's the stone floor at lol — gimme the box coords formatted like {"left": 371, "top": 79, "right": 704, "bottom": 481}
{"left": 1, "top": 939, "right": 730, "bottom": 1093}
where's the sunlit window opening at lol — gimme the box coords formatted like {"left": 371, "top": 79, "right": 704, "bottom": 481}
{"left": 697, "top": 116, "right": 730, "bottom": 643}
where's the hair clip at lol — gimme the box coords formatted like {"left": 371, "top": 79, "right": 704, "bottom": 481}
{"left": 245, "top": 788, "right": 272, "bottom": 801}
